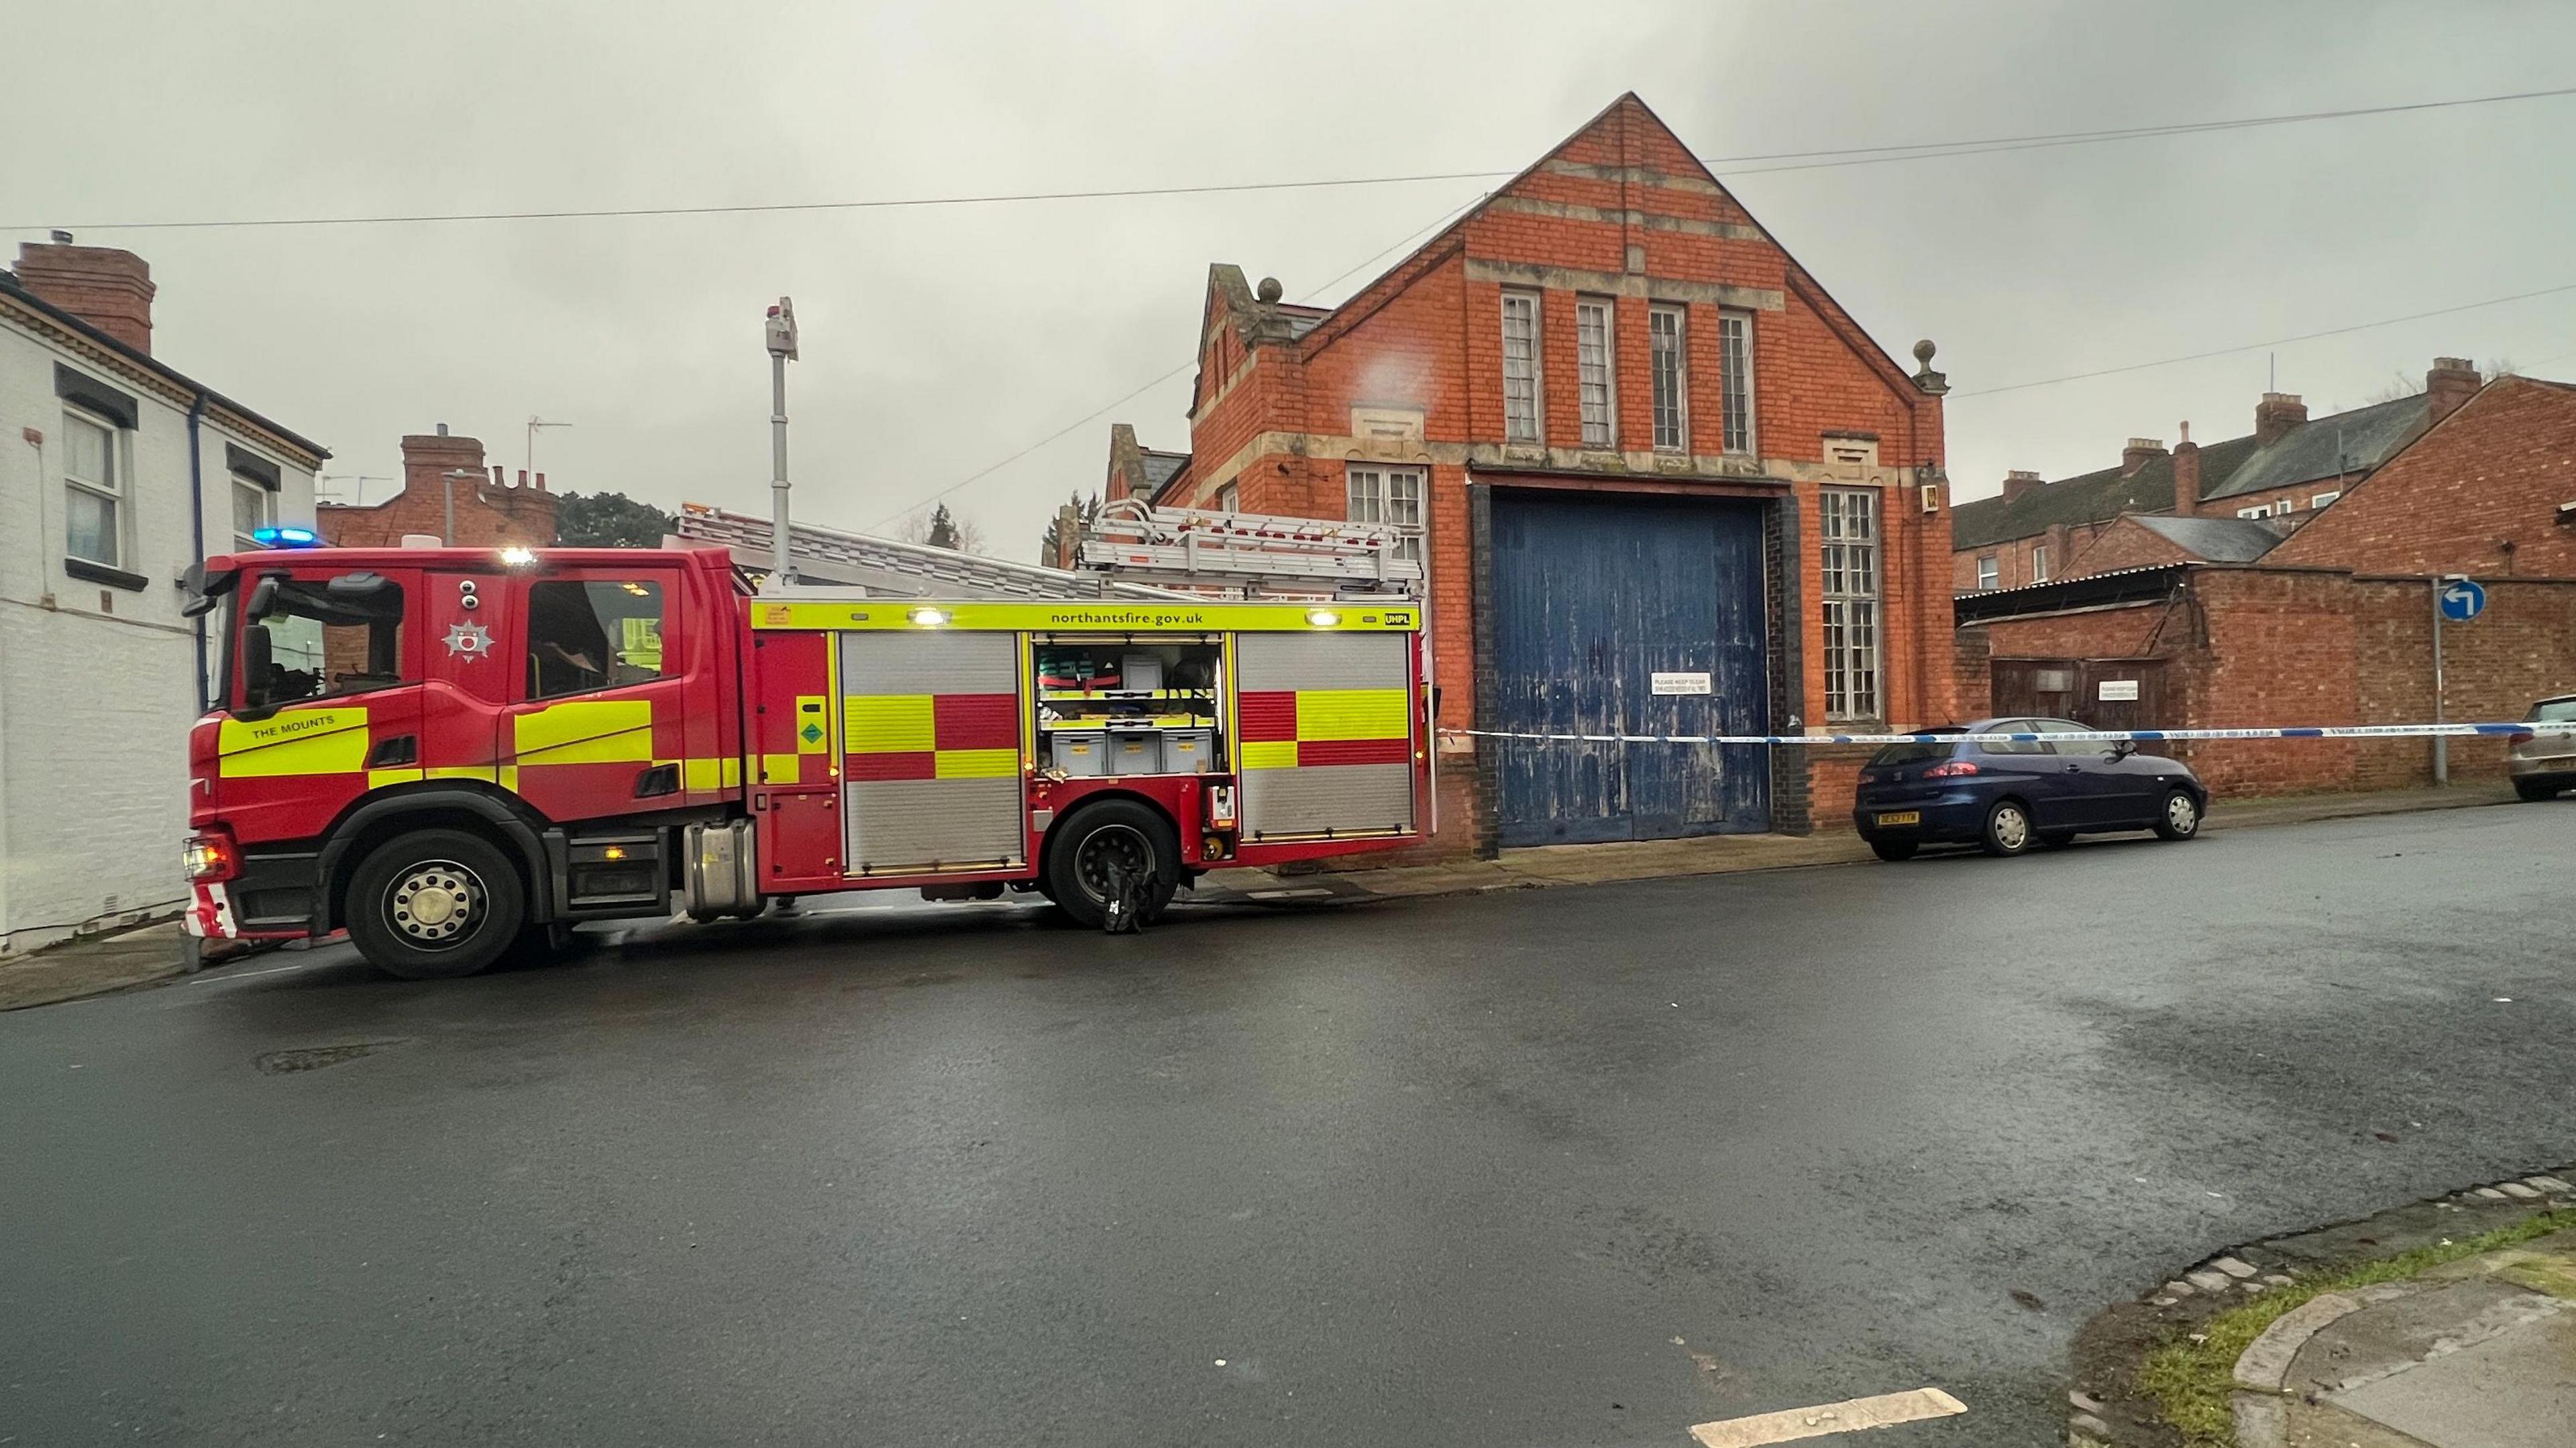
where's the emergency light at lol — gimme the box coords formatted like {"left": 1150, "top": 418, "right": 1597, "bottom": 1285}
{"left": 252, "top": 526, "right": 321, "bottom": 548}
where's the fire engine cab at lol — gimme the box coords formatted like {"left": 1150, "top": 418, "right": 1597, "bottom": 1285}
{"left": 179, "top": 509, "right": 1428, "bottom": 979}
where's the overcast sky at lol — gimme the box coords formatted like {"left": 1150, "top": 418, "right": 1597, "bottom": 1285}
{"left": 9, "top": 1, "right": 2574, "bottom": 553}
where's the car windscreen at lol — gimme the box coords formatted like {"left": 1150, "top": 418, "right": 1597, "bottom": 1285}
{"left": 2530, "top": 699, "right": 2576, "bottom": 724}
{"left": 1868, "top": 734, "right": 1961, "bottom": 767}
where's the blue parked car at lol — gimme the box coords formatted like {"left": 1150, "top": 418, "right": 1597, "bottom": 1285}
{"left": 1852, "top": 718, "right": 2210, "bottom": 860}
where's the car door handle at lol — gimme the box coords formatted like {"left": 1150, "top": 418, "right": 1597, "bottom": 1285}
{"left": 2063, "top": 763, "right": 2084, "bottom": 772}
{"left": 366, "top": 734, "right": 419, "bottom": 768}
{"left": 633, "top": 763, "right": 680, "bottom": 799}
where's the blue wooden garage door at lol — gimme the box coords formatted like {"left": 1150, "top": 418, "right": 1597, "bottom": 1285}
{"left": 1490, "top": 492, "right": 1770, "bottom": 844}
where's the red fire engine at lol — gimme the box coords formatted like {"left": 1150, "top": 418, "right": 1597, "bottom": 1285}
{"left": 178, "top": 518, "right": 1429, "bottom": 979}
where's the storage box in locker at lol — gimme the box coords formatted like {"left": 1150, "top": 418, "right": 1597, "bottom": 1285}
{"left": 1119, "top": 653, "right": 1165, "bottom": 692}
{"left": 1108, "top": 732, "right": 1162, "bottom": 774}
{"left": 1052, "top": 731, "right": 1112, "bottom": 777}
{"left": 1161, "top": 729, "right": 1214, "bottom": 773}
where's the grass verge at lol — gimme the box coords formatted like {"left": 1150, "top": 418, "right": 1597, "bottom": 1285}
{"left": 2133, "top": 1209, "right": 2575, "bottom": 1447}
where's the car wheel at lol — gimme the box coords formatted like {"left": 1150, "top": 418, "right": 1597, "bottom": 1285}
{"left": 1979, "top": 800, "right": 2034, "bottom": 856}
{"left": 345, "top": 828, "right": 527, "bottom": 979}
{"left": 1041, "top": 799, "right": 1180, "bottom": 930}
{"left": 2153, "top": 789, "right": 2202, "bottom": 840}
{"left": 2514, "top": 780, "right": 2559, "bottom": 802}
{"left": 1869, "top": 838, "right": 1918, "bottom": 862}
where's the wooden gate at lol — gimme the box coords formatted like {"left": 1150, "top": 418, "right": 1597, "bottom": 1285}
{"left": 1991, "top": 657, "right": 2167, "bottom": 732}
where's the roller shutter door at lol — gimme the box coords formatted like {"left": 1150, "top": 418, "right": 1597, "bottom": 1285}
{"left": 839, "top": 632, "right": 1025, "bottom": 873}
{"left": 1236, "top": 632, "right": 1415, "bottom": 839}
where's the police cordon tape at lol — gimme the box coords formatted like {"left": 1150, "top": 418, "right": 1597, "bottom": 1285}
{"left": 1437, "top": 721, "right": 2576, "bottom": 748}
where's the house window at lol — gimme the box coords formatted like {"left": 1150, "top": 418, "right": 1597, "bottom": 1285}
{"left": 527, "top": 579, "right": 667, "bottom": 699}
{"left": 2238, "top": 506, "right": 2266, "bottom": 520}
{"left": 2310, "top": 491, "right": 2341, "bottom": 509}
{"left": 1499, "top": 291, "right": 1542, "bottom": 442}
{"left": 1574, "top": 297, "right": 1615, "bottom": 448}
{"left": 1216, "top": 482, "right": 1240, "bottom": 513}
{"left": 1718, "top": 309, "right": 1754, "bottom": 454}
{"left": 2031, "top": 545, "right": 2049, "bottom": 583}
{"left": 1346, "top": 464, "right": 1425, "bottom": 564}
{"left": 63, "top": 408, "right": 123, "bottom": 568}
{"left": 1648, "top": 304, "right": 1687, "bottom": 451}
{"left": 233, "top": 477, "right": 272, "bottom": 549}
{"left": 1976, "top": 555, "right": 1999, "bottom": 590}
{"left": 1821, "top": 488, "right": 1881, "bottom": 720}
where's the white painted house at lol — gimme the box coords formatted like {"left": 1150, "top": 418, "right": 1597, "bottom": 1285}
{"left": 0, "top": 239, "right": 327, "bottom": 954}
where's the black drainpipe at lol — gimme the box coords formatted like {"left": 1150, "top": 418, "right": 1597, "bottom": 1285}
{"left": 187, "top": 390, "right": 210, "bottom": 710}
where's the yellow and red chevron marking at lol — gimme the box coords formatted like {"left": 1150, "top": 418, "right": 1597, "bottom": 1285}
{"left": 1238, "top": 689, "right": 1409, "bottom": 770}
{"left": 844, "top": 692, "right": 1020, "bottom": 781}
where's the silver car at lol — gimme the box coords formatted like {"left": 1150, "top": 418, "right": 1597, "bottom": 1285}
{"left": 2511, "top": 693, "right": 2576, "bottom": 801}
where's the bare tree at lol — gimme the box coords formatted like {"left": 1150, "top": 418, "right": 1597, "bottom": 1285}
{"left": 891, "top": 503, "right": 985, "bottom": 555}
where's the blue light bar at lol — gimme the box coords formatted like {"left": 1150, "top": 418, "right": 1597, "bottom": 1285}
{"left": 252, "top": 526, "right": 321, "bottom": 549}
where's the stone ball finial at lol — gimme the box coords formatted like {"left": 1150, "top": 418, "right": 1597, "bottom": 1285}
{"left": 1913, "top": 338, "right": 1937, "bottom": 367}
{"left": 1256, "top": 276, "right": 1284, "bottom": 303}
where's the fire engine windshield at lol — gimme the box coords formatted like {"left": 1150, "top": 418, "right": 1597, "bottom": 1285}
{"left": 234, "top": 574, "right": 408, "bottom": 713}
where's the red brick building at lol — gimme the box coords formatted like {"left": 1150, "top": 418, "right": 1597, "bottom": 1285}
{"left": 1104, "top": 95, "right": 1958, "bottom": 851}
{"left": 1955, "top": 373, "right": 2576, "bottom": 795}
{"left": 317, "top": 426, "right": 557, "bottom": 550}
{"left": 1950, "top": 359, "right": 2485, "bottom": 592}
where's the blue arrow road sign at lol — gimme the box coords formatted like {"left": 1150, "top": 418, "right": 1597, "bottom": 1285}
{"left": 2440, "top": 577, "right": 2487, "bottom": 622}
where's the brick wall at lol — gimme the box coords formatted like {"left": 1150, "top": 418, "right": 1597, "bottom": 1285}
{"left": 2268, "top": 377, "right": 2576, "bottom": 579}
{"left": 2062, "top": 516, "right": 2196, "bottom": 577}
{"left": 318, "top": 431, "right": 556, "bottom": 550}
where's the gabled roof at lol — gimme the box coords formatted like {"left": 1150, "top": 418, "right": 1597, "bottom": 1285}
{"left": 1953, "top": 391, "right": 2435, "bottom": 550}
{"left": 1951, "top": 434, "right": 2262, "bottom": 550}
{"left": 1140, "top": 449, "right": 1189, "bottom": 492}
{"left": 2131, "top": 513, "right": 2284, "bottom": 562}
{"left": 2205, "top": 392, "right": 2425, "bottom": 502}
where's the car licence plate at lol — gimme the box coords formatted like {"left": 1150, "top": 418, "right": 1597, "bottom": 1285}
{"left": 1876, "top": 811, "right": 1921, "bottom": 827}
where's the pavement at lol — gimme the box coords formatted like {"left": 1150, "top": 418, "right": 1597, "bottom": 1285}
{"left": 3, "top": 797, "right": 2571, "bottom": 1446}
{"left": 2237, "top": 1221, "right": 2576, "bottom": 1448}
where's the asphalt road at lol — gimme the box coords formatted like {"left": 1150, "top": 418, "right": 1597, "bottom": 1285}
{"left": 6, "top": 801, "right": 2573, "bottom": 1447}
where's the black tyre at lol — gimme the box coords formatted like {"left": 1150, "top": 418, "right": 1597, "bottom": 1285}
{"left": 1868, "top": 838, "right": 1919, "bottom": 862}
{"left": 1041, "top": 799, "right": 1180, "bottom": 930}
{"left": 1979, "top": 799, "right": 2035, "bottom": 856}
{"left": 2515, "top": 780, "right": 2559, "bottom": 803}
{"left": 2152, "top": 789, "right": 2202, "bottom": 840}
{"left": 345, "top": 828, "right": 527, "bottom": 979}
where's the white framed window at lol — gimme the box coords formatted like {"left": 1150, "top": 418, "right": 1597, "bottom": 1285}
{"left": 1346, "top": 464, "right": 1425, "bottom": 564}
{"left": 1718, "top": 309, "right": 1754, "bottom": 454}
{"left": 2238, "top": 506, "right": 2266, "bottom": 520}
{"left": 1821, "top": 489, "right": 1881, "bottom": 720}
{"left": 1648, "top": 303, "right": 1688, "bottom": 451}
{"left": 2031, "top": 545, "right": 2049, "bottom": 583}
{"left": 1499, "top": 291, "right": 1542, "bottom": 443}
{"left": 1976, "top": 555, "right": 1999, "bottom": 590}
{"left": 232, "top": 476, "right": 272, "bottom": 549}
{"left": 1574, "top": 297, "right": 1615, "bottom": 448}
{"left": 2310, "top": 491, "right": 2340, "bottom": 509}
{"left": 62, "top": 407, "right": 124, "bottom": 569}
{"left": 1216, "top": 482, "right": 1239, "bottom": 513}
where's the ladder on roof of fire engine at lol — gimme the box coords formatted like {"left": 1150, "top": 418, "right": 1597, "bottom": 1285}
{"left": 676, "top": 503, "right": 1192, "bottom": 600}
{"left": 1077, "top": 500, "right": 1423, "bottom": 596}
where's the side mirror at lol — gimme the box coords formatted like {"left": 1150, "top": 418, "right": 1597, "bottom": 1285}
{"left": 178, "top": 563, "right": 238, "bottom": 619}
{"left": 327, "top": 571, "right": 390, "bottom": 598}
{"left": 244, "top": 575, "right": 282, "bottom": 624}
{"left": 2108, "top": 740, "right": 2137, "bottom": 761}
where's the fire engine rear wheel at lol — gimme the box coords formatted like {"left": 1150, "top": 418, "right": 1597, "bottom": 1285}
{"left": 1042, "top": 799, "right": 1179, "bottom": 930}
{"left": 346, "top": 828, "right": 527, "bottom": 980}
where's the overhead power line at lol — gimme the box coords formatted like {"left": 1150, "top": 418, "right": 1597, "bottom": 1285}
{"left": 9, "top": 84, "right": 2571, "bottom": 234}
{"left": 1949, "top": 281, "right": 2576, "bottom": 398}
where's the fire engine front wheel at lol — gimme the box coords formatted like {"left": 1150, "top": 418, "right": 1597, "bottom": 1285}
{"left": 345, "top": 829, "right": 528, "bottom": 980}
{"left": 1041, "top": 800, "right": 1179, "bottom": 930}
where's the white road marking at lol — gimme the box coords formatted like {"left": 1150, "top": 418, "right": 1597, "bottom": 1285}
{"left": 1245, "top": 887, "right": 1332, "bottom": 899}
{"left": 1689, "top": 1387, "right": 1966, "bottom": 1447}
{"left": 192, "top": 962, "right": 307, "bottom": 984}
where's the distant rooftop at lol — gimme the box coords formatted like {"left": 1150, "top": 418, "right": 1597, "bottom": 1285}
{"left": 2130, "top": 513, "right": 2284, "bottom": 563}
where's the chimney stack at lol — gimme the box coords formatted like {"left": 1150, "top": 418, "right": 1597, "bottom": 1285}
{"left": 13, "top": 239, "right": 158, "bottom": 353}
{"left": 2001, "top": 469, "right": 2045, "bottom": 502}
{"left": 399, "top": 429, "right": 488, "bottom": 506}
{"left": 2255, "top": 392, "right": 2308, "bottom": 446}
{"left": 2425, "top": 356, "right": 2481, "bottom": 425}
{"left": 2171, "top": 421, "right": 2202, "bottom": 518}
{"left": 2121, "top": 437, "right": 2167, "bottom": 477}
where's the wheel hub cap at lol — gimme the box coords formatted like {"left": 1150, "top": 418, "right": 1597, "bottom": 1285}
{"left": 391, "top": 864, "right": 480, "bottom": 945}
